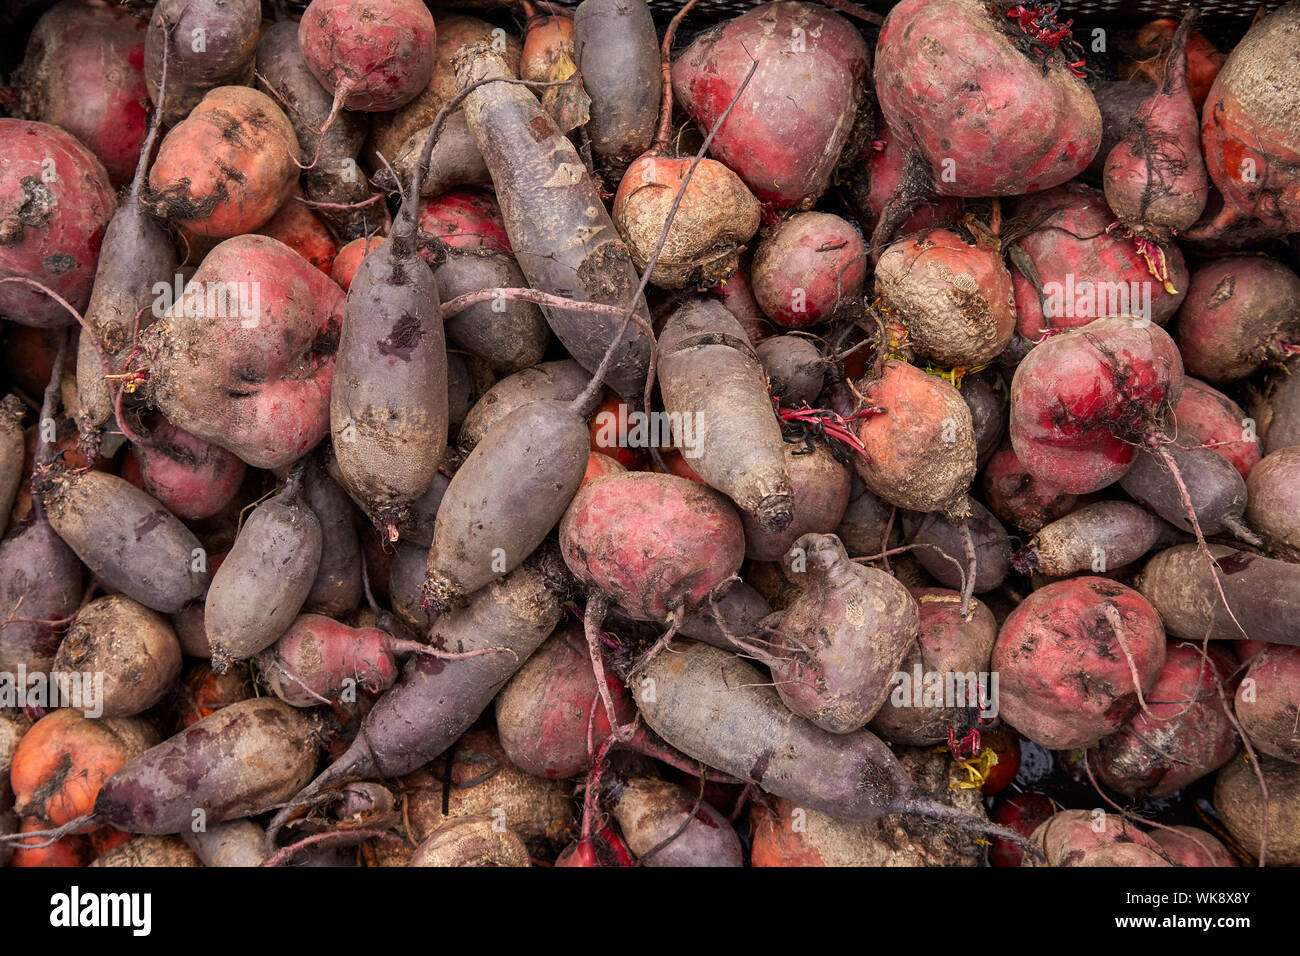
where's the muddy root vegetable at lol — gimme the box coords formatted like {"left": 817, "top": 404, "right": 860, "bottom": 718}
{"left": 0, "top": 514, "right": 81, "bottom": 675}
{"left": 126, "top": 420, "right": 246, "bottom": 523}
{"left": 269, "top": 557, "right": 564, "bottom": 840}
{"left": 1014, "top": 501, "right": 1179, "bottom": 577}
{"left": 1138, "top": 543, "right": 1300, "bottom": 647}
{"left": 1189, "top": 2, "right": 1300, "bottom": 243}
{"left": 330, "top": 205, "right": 448, "bottom": 530}
{"left": 93, "top": 698, "right": 319, "bottom": 835}
{"left": 1174, "top": 255, "right": 1300, "bottom": 384}
{"left": 205, "top": 477, "right": 322, "bottom": 672}
{"left": 1025, "top": 809, "right": 1166, "bottom": 867}
{"left": 874, "top": 229, "right": 1016, "bottom": 367}
{"left": 982, "top": 442, "right": 1077, "bottom": 534}
{"left": 256, "top": 614, "right": 420, "bottom": 707}
{"left": 16, "top": 0, "right": 150, "bottom": 189}
{"left": 1175, "top": 377, "right": 1260, "bottom": 478}
{"left": 458, "top": 44, "right": 652, "bottom": 403}
{"left": 1148, "top": 825, "right": 1237, "bottom": 867}
{"left": 37, "top": 468, "right": 207, "bottom": 614}
{"left": 146, "top": 235, "right": 345, "bottom": 470}
{"left": 1245, "top": 447, "right": 1300, "bottom": 560}
{"left": 0, "top": 120, "right": 116, "bottom": 327}
{"left": 992, "top": 577, "right": 1166, "bottom": 750}
{"left": 657, "top": 299, "right": 793, "bottom": 532}
{"left": 1103, "top": 12, "right": 1208, "bottom": 239}
{"left": 752, "top": 213, "right": 866, "bottom": 329}
{"left": 1235, "top": 645, "right": 1300, "bottom": 763}
{"left": 742, "top": 441, "right": 850, "bottom": 562}
{"left": 435, "top": 250, "right": 549, "bottom": 374}
{"left": 606, "top": 776, "right": 741, "bottom": 866}
{"left": 144, "top": 0, "right": 261, "bottom": 127}
{"left": 637, "top": 641, "right": 1035, "bottom": 854}
{"left": 853, "top": 360, "right": 977, "bottom": 520}
{"left": 560, "top": 472, "right": 745, "bottom": 622}
{"left": 1007, "top": 184, "right": 1188, "bottom": 338}
{"left": 1009, "top": 317, "right": 1183, "bottom": 495}
{"left": 1120, "top": 442, "right": 1258, "bottom": 545}
{"left": 299, "top": 0, "right": 437, "bottom": 115}
{"left": 903, "top": 500, "right": 1011, "bottom": 594}
{"left": 404, "top": 728, "right": 576, "bottom": 856}
{"left": 766, "top": 534, "right": 919, "bottom": 733}
{"left": 302, "top": 456, "right": 363, "bottom": 616}
{"left": 424, "top": 400, "right": 588, "bottom": 611}
{"left": 409, "top": 815, "right": 530, "bottom": 867}
{"left": 10, "top": 711, "right": 158, "bottom": 828}
{"left": 672, "top": 3, "right": 870, "bottom": 209}
{"left": 54, "top": 596, "right": 182, "bottom": 718}
{"left": 573, "top": 0, "right": 661, "bottom": 175}
{"left": 871, "top": 0, "right": 1099, "bottom": 249}
{"left": 870, "top": 590, "right": 996, "bottom": 746}
{"left": 610, "top": 0, "right": 759, "bottom": 291}
{"left": 1090, "top": 641, "right": 1240, "bottom": 799}
{"left": 146, "top": 86, "right": 301, "bottom": 238}
{"left": 255, "top": 22, "right": 373, "bottom": 243}
{"left": 1215, "top": 754, "right": 1300, "bottom": 866}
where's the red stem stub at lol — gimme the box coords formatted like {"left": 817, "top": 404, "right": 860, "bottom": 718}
{"left": 776, "top": 400, "right": 879, "bottom": 461}
{"left": 991, "top": 2, "right": 1090, "bottom": 77}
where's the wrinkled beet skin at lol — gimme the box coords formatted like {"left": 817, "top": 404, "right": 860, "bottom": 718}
{"left": 1196, "top": 4, "right": 1300, "bottom": 239}
{"left": 672, "top": 2, "right": 870, "bottom": 209}
{"left": 874, "top": 0, "right": 1100, "bottom": 197}
{"left": 1010, "top": 318, "right": 1184, "bottom": 495}
{"left": 0, "top": 120, "right": 116, "bottom": 327}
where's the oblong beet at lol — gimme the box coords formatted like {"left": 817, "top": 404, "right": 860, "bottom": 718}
{"left": 457, "top": 45, "right": 652, "bottom": 405}
{"left": 0, "top": 517, "right": 82, "bottom": 674}
{"left": 560, "top": 472, "right": 745, "bottom": 622}
{"left": 657, "top": 298, "right": 793, "bottom": 533}
{"left": 205, "top": 481, "right": 322, "bottom": 671}
{"left": 94, "top": 698, "right": 319, "bottom": 835}
{"left": 638, "top": 641, "right": 915, "bottom": 821}
{"left": 424, "top": 399, "right": 588, "bottom": 611}
{"left": 1137, "top": 544, "right": 1300, "bottom": 647}
{"left": 38, "top": 469, "right": 207, "bottom": 614}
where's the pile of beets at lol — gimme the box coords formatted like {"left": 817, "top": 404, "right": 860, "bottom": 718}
{"left": 0, "top": 0, "right": 1298, "bottom": 868}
